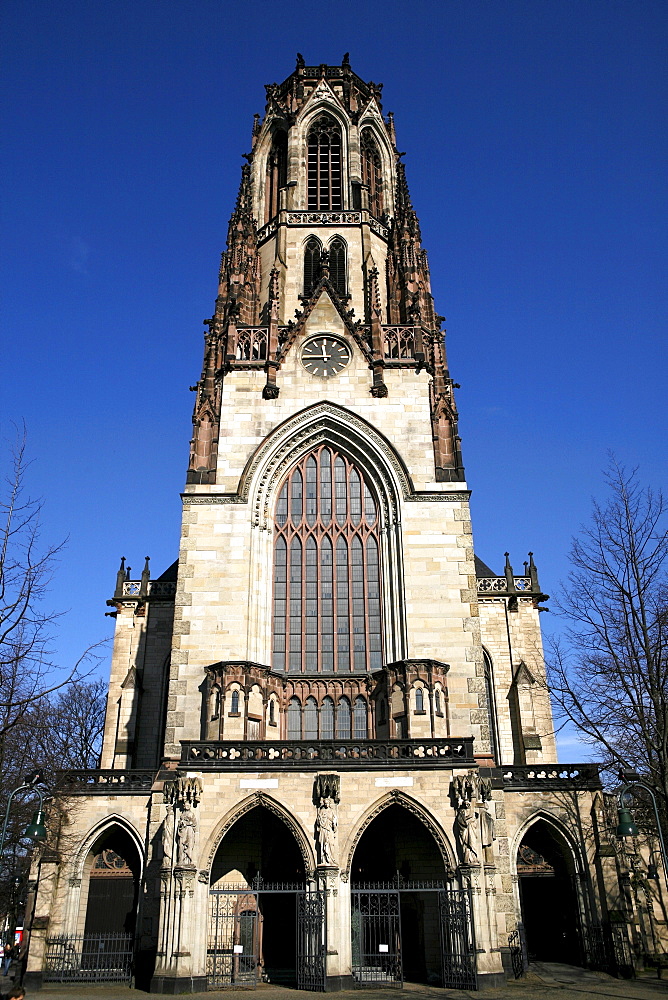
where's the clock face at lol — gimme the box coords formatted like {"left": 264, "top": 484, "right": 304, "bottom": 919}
{"left": 301, "top": 336, "right": 351, "bottom": 377}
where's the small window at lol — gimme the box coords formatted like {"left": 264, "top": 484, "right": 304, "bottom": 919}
{"left": 415, "top": 687, "right": 424, "bottom": 713}
{"left": 337, "top": 696, "right": 351, "bottom": 739}
{"left": 269, "top": 699, "right": 276, "bottom": 725}
{"left": 304, "top": 697, "right": 318, "bottom": 740}
{"left": 288, "top": 697, "right": 301, "bottom": 739}
{"left": 353, "top": 696, "right": 368, "bottom": 739}
{"left": 230, "top": 689, "right": 240, "bottom": 714}
{"left": 322, "top": 697, "right": 335, "bottom": 739}
{"left": 435, "top": 689, "right": 442, "bottom": 715}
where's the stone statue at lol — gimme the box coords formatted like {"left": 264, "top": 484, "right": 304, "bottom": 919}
{"left": 176, "top": 801, "right": 198, "bottom": 866}
{"left": 450, "top": 774, "right": 480, "bottom": 866}
{"left": 478, "top": 777, "right": 496, "bottom": 852}
{"left": 316, "top": 795, "right": 338, "bottom": 866}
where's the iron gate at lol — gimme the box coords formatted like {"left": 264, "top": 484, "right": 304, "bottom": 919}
{"left": 351, "top": 881, "right": 476, "bottom": 990}
{"left": 208, "top": 882, "right": 325, "bottom": 991}
{"left": 351, "top": 889, "right": 402, "bottom": 987}
{"left": 296, "top": 891, "right": 327, "bottom": 990}
{"left": 439, "top": 886, "right": 477, "bottom": 989}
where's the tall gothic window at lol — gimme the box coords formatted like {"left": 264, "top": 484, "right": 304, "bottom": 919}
{"left": 303, "top": 237, "right": 322, "bottom": 296}
{"left": 307, "top": 115, "right": 342, "bottom": 210}
{"left": 484, "top": 651, "right": 501, "bottom": 762}
{"left": 265, "top": 130, "right": 288, "bottom": 223}
{"left": 360, "top": 129, "right": 383, "bottom": 218}
{"left": 272, "top": 446, "right": 382, "bottom": 673}
{"left": 328, "top": 238, "right": 347, "bottom": 297}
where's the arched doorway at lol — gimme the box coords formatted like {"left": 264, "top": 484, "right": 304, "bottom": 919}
{"left": 208, "top": 805, "right": 309, "bottom": 988}
{"left": 516, "top": 820, "right": 581, "bottom": 964}
{"left": 350, "top": 803, "right": 460, "bottom": 987}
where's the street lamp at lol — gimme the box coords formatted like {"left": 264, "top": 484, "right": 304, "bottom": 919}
{"left": 615, "top": 778, "right": 668, "bottom": 883}
{"left": 0, "top": 774, "right": 47, "bottom": 860}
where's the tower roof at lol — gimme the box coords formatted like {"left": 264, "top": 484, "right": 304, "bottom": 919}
{"left": 264, "top": 53, "right": 384, "bottom": 117}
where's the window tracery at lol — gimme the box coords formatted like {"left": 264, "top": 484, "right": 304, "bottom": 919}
{"left": 272, "top": 446, "right": 382, "bottom": 673}
{"left": 360, "top": 128, "right": 383, "bottom": 218}
{"left": 307, "top": 115, "right": 342, "bottom": 210}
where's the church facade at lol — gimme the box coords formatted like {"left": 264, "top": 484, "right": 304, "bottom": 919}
{"left": 28, "top": 58, "right": 637, "bottom": 993}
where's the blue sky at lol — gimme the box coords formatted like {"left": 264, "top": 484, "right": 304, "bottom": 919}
{"left": 1, "top": 0, "right": 666, "bottom": 761}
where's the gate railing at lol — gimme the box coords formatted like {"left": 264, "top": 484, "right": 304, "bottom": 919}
{"left": 508, "top": 923, "right": 528, "bottom": 978}
{"left": 43, "top": 932, "right": 134, "bottom": 983}
{"left": 582, "top": 922, "right": 634, "bottom": 979}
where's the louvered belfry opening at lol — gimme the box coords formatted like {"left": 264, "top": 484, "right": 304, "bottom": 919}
{"left": 328, "top": 238, "right": 347, "bottom": 296}
{"left": 272, "top": 446, "right": 382, "bottom": 673}
{"left": 360, "top": 128, "right": 383, "bottom": 218}
{"left": 303, "top": 237, "right": 322, "bottom": 295}
{"left": 307, "top": 114, "right": 342, "bottom": 210}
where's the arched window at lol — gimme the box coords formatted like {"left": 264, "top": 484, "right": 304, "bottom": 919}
{"left": 321, "top": 696, "right": 335, "bottom": 739}
{"left": 304, "top": 696, "right": 318, "bottom": 740}
{"left": 353, "top": 696, "right": 368, "bottom": 738}
{"left": 231, "top": 689, "right": 240, "bottom": 714}
{"left": 288, "top": 697, "right": 301, "bottom": 738}
{"left": 360, "top": 128, "right": 383, "bottom": 218}
{"left": 329, "top": 238, "right": 347, "bottom": 297}
{"left": 415, "top": 687, "right": 424, "bottom": 713}
{"left": 337, "top": 696, "right": 351, "bottom": 738}
{"left": 272, "top": 446, "right": 382, "bottom": 673}
{"left": 269, "top": 698, "right": 276, "bottom": 725}
{"left": 484, "top": 651, "right": 501, "bottom": 762}
{"left": 303, "top": 237, "right": 322, "bottom": 296}
{"left": 435, "top": 688, "right": 442, "bottom": 715}
{"left": 307, "top": 115, "right": 342, "bottom": 210}
{"left": 265, "top": 130, "right": 288, "bottom": 223}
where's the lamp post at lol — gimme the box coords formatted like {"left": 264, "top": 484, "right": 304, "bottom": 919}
{"left": 615, "top": 780, "right": 668, "bottom": 883}
{"left": 0, "top": 774, "right": 47, "bottom": 864}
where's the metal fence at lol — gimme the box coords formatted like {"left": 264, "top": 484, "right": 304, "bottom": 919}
{"left": 43, "top": 932, "right": 134, "bottom": 983}
{"left": 508, "top": 923, "right": 528, "bottom": 978}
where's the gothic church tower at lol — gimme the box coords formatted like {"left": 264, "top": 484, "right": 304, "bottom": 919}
{"left": 28, "top": 59, "right": 621, "bottom": 996}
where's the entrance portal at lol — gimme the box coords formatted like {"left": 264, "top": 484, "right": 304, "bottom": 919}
{"left": 350, "top": 803, "right": 475, "bottom": 990}
{"left": 208, "top": 805, "right": 324, "bottom": 990}
{"left": 517, "top": 820, "right": 581, "bottom": 964}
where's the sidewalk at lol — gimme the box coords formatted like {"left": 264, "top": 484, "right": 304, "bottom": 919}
{"left": 5, "top": 966, "right": 668, "bottom": 1000}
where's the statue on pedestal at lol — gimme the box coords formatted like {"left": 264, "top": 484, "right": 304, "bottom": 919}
{"left": 313, "top": 773, "right": 340, "bottom": 867}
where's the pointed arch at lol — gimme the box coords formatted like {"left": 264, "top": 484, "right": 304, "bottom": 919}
{"left": 307, "top": 113, "right": 342, "bottom": 210}
{"left": 71, "top": 814, "right": 145, "bottom": 881}
{"left": 303, "top": 236, "right": 322, "bottom": 295}
{"left": 341, "top": 790, "right": 456, "bottom": 881}
{"left": 241, "top": 403, "right": 411, "bottom": 666}
{"left": 511, "top": 810, "right": 585, "bottom": 877}
{"left": 203, "top": 792, "right": 316, "bottom": 877}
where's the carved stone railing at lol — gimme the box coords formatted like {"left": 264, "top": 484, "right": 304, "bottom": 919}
{"left": 477, "top": 577, "right": 532, "bottom": 594}
{"left": 236, "top": 326, "right": 268, "bottom": 362}
{"left": 121, "top": 580, "right": 176, "bottom": 598}
{"left": 287, "top": 211, "right": 362, "bottom": 227}
{"left": 57, "top": 769, "right": 156, "bottom": 794}
{"left": 502, "top": 764, "right": 601, "bottom": 791}
{"left": 383, "top": 325, "right": 420, "bottom": 361}
{"left": 181, "top": 737, "right": 475, "bottom": 770}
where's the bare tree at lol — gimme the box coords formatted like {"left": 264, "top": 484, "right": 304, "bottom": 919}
{"left": 548, "top": 460, "right": 668, "bottom": 816}
{"left": 0, "top": 429, "right": 106, "bottom": 925}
